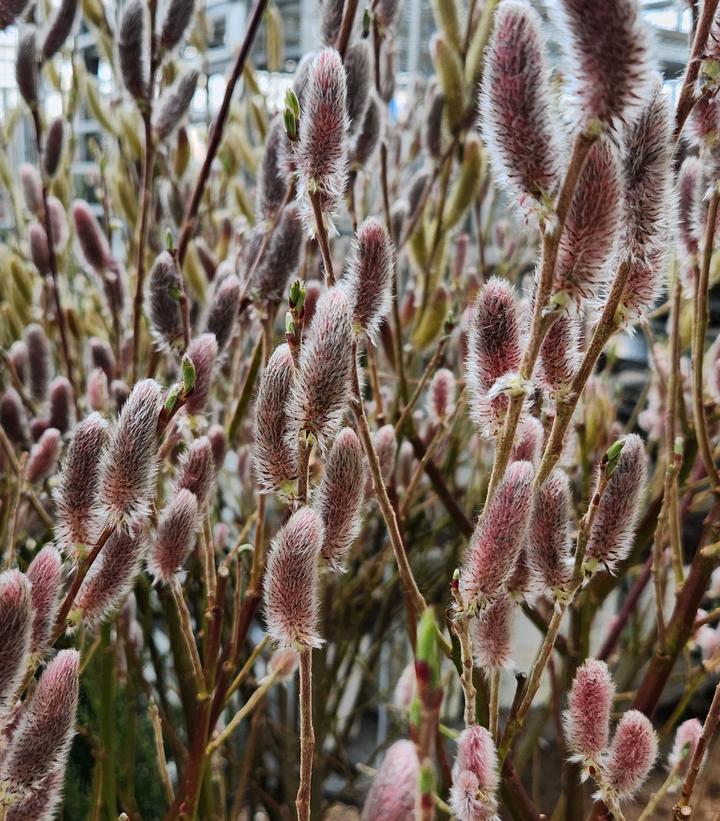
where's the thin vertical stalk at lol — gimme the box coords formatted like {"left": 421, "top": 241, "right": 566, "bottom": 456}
{"left": 308, "top": 190, "right": 336, "bottom": 286}
{"left": 99, "top": 622, "right": 117, "bottom": 820}
{"left": 674, "top": 682, "right": 720, "bottom": 817}
{"left": 296, "top": 646, "right": 315, "bottom": 821}
{"left": 691, "top": 190, "right": 720, "bottom": 488}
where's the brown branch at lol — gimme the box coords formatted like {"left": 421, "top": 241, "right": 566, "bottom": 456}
{"left": 176, "top": 0, "right": 270, "bottom": 268}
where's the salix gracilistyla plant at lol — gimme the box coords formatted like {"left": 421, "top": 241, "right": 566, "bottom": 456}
{"left": 584, "top": 433, "right": 647, "bottom": 574}
{"left": 557, "top": 0, "right": 653, "bottom": 128}
{"left": 0, "top": 649, "right": 79, "bottom": 807}
{"left": 465, "top": 277, "right": 523, "bottom": 436}
{"left": 4, "top": 0, "right": 720, "bottom": 816}
{"left": 148, "top": 489, "right": 199, "bottom": 583}
{"left": 263, "top": 507, "right": 325, "bottom": 649}
{"left": 480, "top": 0, "right": 562, "bottom": 216}
{"left": 564, "top": 658, "right": 615, "bottom": 779}
{"left": 285, "top": 287, "right": 353, "bottom": 452}
{"left": 55, "top": 413, "right": 108, "bottom": 553}
{"left": 176, "top": 435, "right": 216, "bottom": 506}
{"left": 0, "top": 570, "right": 33, "bottom": 710}
{"left": 98, "top": 378, "right": 163, "bottom": 525}
{"left": 295, "top": 47, "right": 349, "bottom": 264}
{"left": 526, "top": 468, "right": 573, "bottom": 597}
{"left": 449, "top": 725, "right": 500, "bottom": 821}
{"left": 72, "top": 526, "right": 147, "bottom": 630}
{"left": 254, "top": 342, "right": 298, "bottom": 493}
{"left": 26, "top": 545, "right": 62, "bottom": 657}
{"left": 341, "top": 216, "right": 394, "bottom": 339}
{"left": 147, "top": 251, "right": 185, "bottom": 349}
{"left": 552, "top": 138, "right": 622, "bottom": 305}
{"left": 361, "top": 740, "right": 419, "bottom": 821}
{"left": 312, "top": 426, "right": 365, "bottom": 571}
{"left": 458, "top": 460, "right": 534, "bottom": 610}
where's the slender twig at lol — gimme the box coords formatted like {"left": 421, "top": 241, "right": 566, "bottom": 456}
{"left": 308, "top": 190, "right": 336, "bottom": 286}
{"left": 206, "top": 670, "right": 278, "bottom": 756}
{"left": 296, "top": 646, "right": 315, "bottom": 821}
{"left": 691, "top": 190, "right": 720, "bottom": 488}
{"left": 674, "top": 681, "right": 720, "bottom": 817}
{"left": 352, "top": 342, "right": 427, "bottom": 622}
{"left": 176, "top": 0, "right": 270, "bottom": 268}
{"left": 335, "top": 0, "right": 359, "bottom": 58}
{"left": 674, "top": 0, "right": 720, "bottom": 140}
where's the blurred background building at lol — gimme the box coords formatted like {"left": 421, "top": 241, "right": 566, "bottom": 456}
{"left": 0, "top": 0, "right": 699, "bottom": 232}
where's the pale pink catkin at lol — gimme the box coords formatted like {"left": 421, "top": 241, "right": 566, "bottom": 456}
{"left": 263, "top": 507, "right": 325, "bottom": 648}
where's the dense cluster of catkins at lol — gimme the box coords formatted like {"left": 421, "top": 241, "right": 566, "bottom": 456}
{"left": 3, "top": 0, "right": 720, "bottom": 816}
{"left": 565, "top": 660, "right": 657, "bottom": 806}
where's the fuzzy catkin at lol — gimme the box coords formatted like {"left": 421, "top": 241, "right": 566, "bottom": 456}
{"left": 27, "top": 428, "right": 61, "bottom": 483}
{"left": 24, "top": 323, "right": 50, "bottom": 403}
{"left": 459, "top": 460, "right": 535, "bottom": 608}
{"left": 44, "top": 118, "right": 64, "bottom": 177}
{"left": 0, "top": 389, "right": 28, "bottom": 445}
{"left": 48, "top": 376, "right": 75, "bottom": 434}
{"left": 527, "top": 468, "right": 573, "bottom": 592}
{"left": 285, "top": 287, "right": 354, "bottom": 451}
{"left": 427, "top": 367, "right": 456, "bottom": 425}
{"left": 1, "top": 650, "right": 78, "bottom": 795}
{"left": 601, "top": 710, "right": 657, "bottom": 800}
{"left": 539, "top": 315, "right": 579, "bottom": 395}
{"left": 585, "top": 434, "right": 647, "bottom": 572}
{"left": 16, "top": 29, "right": 38, "bottom": 109}
{"left": 480, "top": 1, "right": 561, "bottom": 209}
{"left": 257, "top": 118, "right": 290, "bottom": 222}
{"left": 72, "top": 200, "right": 111, "bottom": 273}
{"left": 564, "top": 658, "right": 614, "bottom": 767}
{"left": 558, "top": 0, "right": 653, "bottom": 126}
{"left": 147, "top": 251, "right": 184, "bottom": 348}
{"left": 99, "top": 378, "right": 162, "bottom": 525}
{"left": 28, "top": 222, "right": 50, "bottom": 275}
{"left": 361, "top": 740, "right": 419, "bottom": 821}
{"left": 510, "top": 415, "right": 543, "bottom": 466}
{"left": 553, "top": 138, "right": 621, "bottom": 305}
{"left": 54, "top": 412, "right": 108, "bottom": 553}
{"left": 340, "top": 217, "right": 393, "bottom": 340}
{"left": 20, "top": 163, "right": 42, "bottom": 216}
{"left": 41, "top": 0, "right": 78, "bottom": 59}
{"left": 153, "top": 70, "right": 199, "bottom": 142}
{"left": 295, "top": 47, "right": 349, "bottom": 233}
{"left": 74, "top": 527, "right": 146, "bottom": 630}
{"left": 159, "top": 0, "right": 194, "bottom": 50}
{"left": 8, "top": 340, "right": 28, "bottom": 385}
{"left": 470, "top": 594, "right": 513, "bottom": 670}
{"left": 668, "top": 718, "right": 703, "bottom": 773}
{"left": 253, "top": 343, "right": 297, "bottom": 493}
{"left": 313, "top": 427, "right": 365, "bottom": 572}
{"left": 0, "top": 569, "right": 33, "bottom": 709}
{"left": 263, "top": 507, "right": 325, "bottom": 648}
{"left": 184, "top": 334, "right": 218, "bottom": 415}
{"left": 26, "top": 545, "right": 62, "bottom": 656}
{"left": 465, "top": 277, "right": 522, "bottom": 435}
{"left": 177, "top": 436, "right": 216, "bottom": 507}
{"left": 118, "top": 0, "right": 148, "bottom": 100}
{"left": 450, "top": 725, "right": 500, "bottom": 821}
{"left": 205, "top": 274, "right": 241, "bottom": 350}
{"left": 618, "top": 83, "right": 673, "bottom": 319}
{"left": 344, "top": 40, "right": 371, "bottom": 132}
{"left": 149, "top": 489, "right": 199, "bottom": 583}
{"left": 352, "top": 93, "right": 382, "bottom": 167}
{"left": 253, "top": 204, "right": 304, "bottom": 302}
